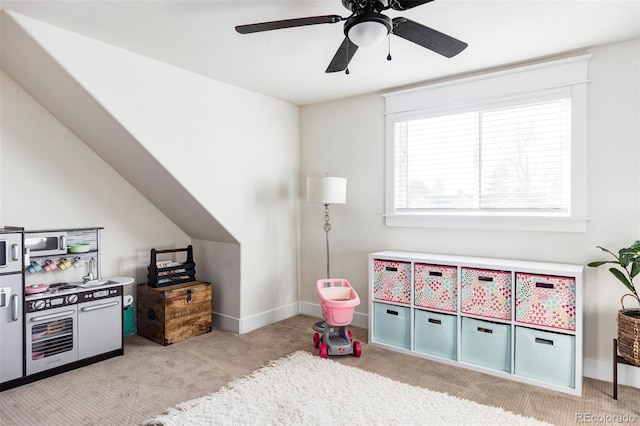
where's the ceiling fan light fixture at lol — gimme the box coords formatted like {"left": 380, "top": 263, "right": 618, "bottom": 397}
{"left": 236, "top": 0, "right": 468, "bottom": 73}
{"left": 344, "top": 11, "right": 391, "bottom": 48}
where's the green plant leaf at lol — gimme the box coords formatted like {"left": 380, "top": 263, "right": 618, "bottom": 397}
{"left": 596, "top": 245, "right": 622, "bottom": 264}
{"left": 588, "top": 260, "right": 624, "bottom": 268}
{"left": 596, "top": 245, "right": 617, "bottom": 256}
{"left": 618, "top": 249, "right": 631, "bottom": 267}
{"left": 631, "top": 261, "right": 640, "bottom": 279}
{"left": 609, "top": 267, "right": 637, "bottom": 294}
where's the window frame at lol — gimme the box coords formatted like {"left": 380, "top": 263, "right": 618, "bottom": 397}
{"left": 383, "top": 53, "right": 590, "bottom": 232}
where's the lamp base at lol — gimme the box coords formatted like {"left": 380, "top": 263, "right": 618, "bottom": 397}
{"left": 313, "top": 320, "right": 326, "bottom": 333}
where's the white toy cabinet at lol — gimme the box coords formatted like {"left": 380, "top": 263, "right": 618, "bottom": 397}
{"left": 369, "top": 251, "right": 583, "bottom": 395}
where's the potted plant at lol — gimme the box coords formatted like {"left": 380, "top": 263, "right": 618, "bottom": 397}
{"left": 588, "top": 241, "right": 640, "bottom": 366}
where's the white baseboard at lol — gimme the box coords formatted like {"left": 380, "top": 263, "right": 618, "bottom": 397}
{"left": 584, "top": 356, "right": 640, "bottom": 388}
{"left": 213, "top": 302, "right": 301, "bottom": 335}
{"left": 212, "top": 312, "right": 240, "bottom": 334}
{"left": 238, "top": 302, "right": 301, "bottom": 334}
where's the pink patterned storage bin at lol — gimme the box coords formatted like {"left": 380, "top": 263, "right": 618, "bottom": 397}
{"left": 460, "top": 268, "right": 512, "bottom": 320}
{"left": 414, "top": 264, "right": 457, "bottom": 312}
{"left": 373, "top": 260, "right": 411, "bottom": 304}
{"left": 515, "top": 273, "right": 576, "bottom": 331}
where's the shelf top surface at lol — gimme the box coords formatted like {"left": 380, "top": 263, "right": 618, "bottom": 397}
{"left": 370, "top": 250, "right": 584, "bottom": 275}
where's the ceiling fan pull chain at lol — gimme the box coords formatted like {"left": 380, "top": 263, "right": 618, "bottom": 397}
{"left": 345, "top": 39, "right": 350, "bottom": 74}
{"left": 387, "top": 34, "right": 392, "bottom": 61}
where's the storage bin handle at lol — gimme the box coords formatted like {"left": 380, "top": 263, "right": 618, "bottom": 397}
{"left": 385, "top": 266, "right": 398, "bottom": 272}
{"left": 536, "top": 282, "right": 554, "bottom": 289}
{"left": 429, "top": 271, "right": 443, "bottom": 277}
{"left": 535, "top": 337, "right": 554, "bottom": 346}
{"left": 477, "top": 327, "right": 493, "bottom": 334}
{"left": 478, "top": 276, "right": 494, "bottom": 282}
{"left": 386, "top": 309, "right": 399, "bottom": 316}
{"left": 428, "top": 318, "right": 442, "bottom": 325}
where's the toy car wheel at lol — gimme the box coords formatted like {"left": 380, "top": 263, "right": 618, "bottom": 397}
{"left": 319, "top": 343, "right": 328, "bottom": 358}
{"left": 313, "top": 332, "right": 320, "bottom": 348}
{"left": 347, "top": 330, "right": 353, "bottom": 342}
{"left": 353, "top": 340, "right": 362, "bottom": 357}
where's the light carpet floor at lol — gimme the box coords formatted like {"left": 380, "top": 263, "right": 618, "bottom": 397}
{"left": 144, "top": 350, "right": 550, "bottom": 426}
{"left": 0, "top": 315, "right": 638, "bottom": 425}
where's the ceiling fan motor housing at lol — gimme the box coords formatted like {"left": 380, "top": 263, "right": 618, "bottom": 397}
{"left": 343, "top": 6, "right": 392, "bottom": 47}
{"left": 341, "top": 0, "right": 388, "bottom": 13}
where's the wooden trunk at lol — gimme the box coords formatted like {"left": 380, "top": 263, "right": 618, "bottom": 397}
{"left": 137, "top": 280, "right": 212, "bottom": 345}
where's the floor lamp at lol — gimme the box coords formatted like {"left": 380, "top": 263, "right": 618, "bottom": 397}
{"left": 306, "top": 175, "right": 347, "bottom": 332}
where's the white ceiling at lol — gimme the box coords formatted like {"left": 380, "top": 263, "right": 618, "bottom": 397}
{"left": 1, "top": 0, "right": 639, "bottom": 106}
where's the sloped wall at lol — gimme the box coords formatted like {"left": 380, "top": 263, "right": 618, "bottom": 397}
{"left": 1, "top": 70, "right": 192, "bottom": 291}
{"left": 0, "top": 10, "right": 301, "bottom": 332}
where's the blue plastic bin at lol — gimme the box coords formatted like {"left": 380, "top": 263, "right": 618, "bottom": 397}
{"left": 515, "top": 326, "right": 575, "bottom": 388}
{"left": 414, "top": 309, "right": 457, "bottom": 360}
{"left": 373, "top": 302, "right": 411, "bottom": 349}
{"left": 461, "top": 317, "right": 511, "bottom": 372}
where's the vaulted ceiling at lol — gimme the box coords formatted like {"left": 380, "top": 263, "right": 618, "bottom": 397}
{"left": 1, "top": 0, "right": 638, "bottom": 106}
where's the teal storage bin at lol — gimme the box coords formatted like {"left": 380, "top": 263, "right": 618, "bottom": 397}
{"left": 123, "top": 305, "right": 137, "bottom": 337}
{"left": 373, "top": 302, "right": 411, "bottom": 349}
{"left": 515, "top": 326, "right": 575, "bottom": 388}
{"left": 461, "top": 317, "right": 511, "bottom": 372}
{"left": 414, "top": 309, "right": 457, "bottom": 360}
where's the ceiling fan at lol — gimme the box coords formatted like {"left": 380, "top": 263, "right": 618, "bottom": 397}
{"left": 235, "top": 0, "right": 468, "bottom": 74}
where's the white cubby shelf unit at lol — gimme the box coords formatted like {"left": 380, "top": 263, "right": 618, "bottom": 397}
{"left": 368, "top": 251, "right": 584, "bottom": 396}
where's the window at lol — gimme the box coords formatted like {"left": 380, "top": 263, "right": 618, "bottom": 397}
{"left": 395, "top": 89, "right": 571, "bottom": 212}
{"left": 384, "top": 53, "right": 589, "bottom": 232}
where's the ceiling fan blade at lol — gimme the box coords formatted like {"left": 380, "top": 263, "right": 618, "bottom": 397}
{"left": 236, "top": 15, "right": 343, "bottom": 34}
{"left": 388, "top": 0, "right": 435, "bottom": 11}
{"left": 326, "top": 37, "right": 359, "bottom": 73}
{"left": 392, "top": 18, "right": 467, "bottom": 58}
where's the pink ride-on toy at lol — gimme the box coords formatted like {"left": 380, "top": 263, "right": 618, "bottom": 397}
{"left": 313, "top": 278, "right": 362, "bottom": 358}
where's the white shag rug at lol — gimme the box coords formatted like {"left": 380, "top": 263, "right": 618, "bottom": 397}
{"left": 144, "top": 350, "right": 551, "bottom": 426}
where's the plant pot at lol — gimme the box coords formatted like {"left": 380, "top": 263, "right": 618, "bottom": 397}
{"left": 617, "top": 293, "right": 640, "bottom": 366}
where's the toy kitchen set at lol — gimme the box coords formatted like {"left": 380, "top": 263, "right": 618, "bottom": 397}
{"left": 0, "top": 226, "right": 133, "bottom": 391}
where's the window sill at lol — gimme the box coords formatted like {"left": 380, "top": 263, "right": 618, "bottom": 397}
{"left": 384, "top": 214, "right": 588, "bottom": 233}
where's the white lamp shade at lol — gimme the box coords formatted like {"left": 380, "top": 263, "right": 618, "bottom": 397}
{"left": 306, "top": 177, "right": 347, "bottom": 204}
{"left": 347, "top": 20, "right": 389, "bottom": 47}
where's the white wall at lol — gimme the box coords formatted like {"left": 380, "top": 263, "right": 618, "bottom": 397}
{"left": 192, "top": 239, "right": 240, "bottom": 330}
{"left": 0, "top": 70, "right": 191, "bottom": 288}
{"left": 2, "top": 12, "right": 301, "bottom": 332}
{"left": 300, "top": 38, "right": 640, "bottom": 384}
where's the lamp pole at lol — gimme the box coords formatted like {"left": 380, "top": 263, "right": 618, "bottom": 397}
{"left": 314, "top": 203, "right": 333, "bottom": 333}
{"left": 324, "top": 204, "right": 331, "bottom": 279}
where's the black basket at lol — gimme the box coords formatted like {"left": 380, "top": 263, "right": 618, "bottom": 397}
{"left": 147, "top": 245, "right": 196, "bottom": 288}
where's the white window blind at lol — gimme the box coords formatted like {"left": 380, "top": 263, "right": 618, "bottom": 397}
{"left": 384, "top": 53, "right": 589, "bottom": 232}
{"left": 394, "top": 89, "right": 571, "bottom": 213}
